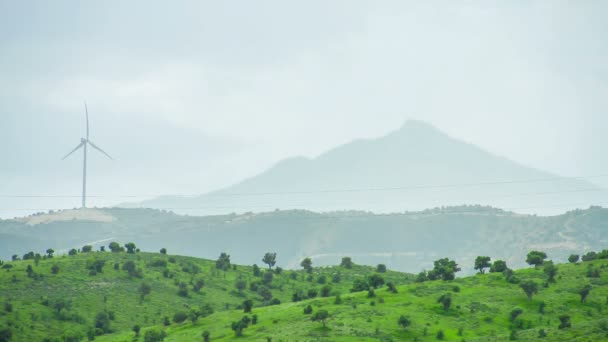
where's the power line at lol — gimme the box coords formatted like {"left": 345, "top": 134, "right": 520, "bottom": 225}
{"left": 2, "top": 173, "right": 608, "bottom": 199}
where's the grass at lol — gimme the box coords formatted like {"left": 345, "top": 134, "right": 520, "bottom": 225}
{"left": 0, "top": 249, "right": 412, "bottom": 341}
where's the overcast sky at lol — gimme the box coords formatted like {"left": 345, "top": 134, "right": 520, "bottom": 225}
{"left": 1, "top": 1, "right": 607, "bottom": 217}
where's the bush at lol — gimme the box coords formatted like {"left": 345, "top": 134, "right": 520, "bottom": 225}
{"left": 303, "top": 305, "right": 313, "bottom": 314}
{"left": 173, "top": 311, "right": 188, "bottom": 323}
{"left": 376, "top": 264, "right": 387, "bottom": 273}
{"left": 144, "top": 329, "right": 167, "bottom": 342}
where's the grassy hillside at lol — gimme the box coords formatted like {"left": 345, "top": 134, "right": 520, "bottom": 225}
{"left": 2, "top": 206, "right": 607, "bottom": 274}
{"left": 0, "top": 248, "right": 412, "bottom": 341}
{"left": 101, "top": 257, "right": 608, "bottom": 342}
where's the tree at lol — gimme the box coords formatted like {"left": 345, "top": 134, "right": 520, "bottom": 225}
{"left": 82, "top": 245, "right": 93, "bottom": 253}
{"left": 368, "top": 274, "right": 385, "bottom": 289}
{"left": 100, "top": 246, "right": 105, "bottom": 252}
{"left": 133, "top": 325, "right": 141, "bottom": 337}
{"left": 0, "top": 328, "right": 12, "bottom": 342}
{"left": 386, "top": 282, "right": 398, "bottom": 293}
{"left": 51, "top": 264, "right": 60, "bottom": 274}
{"left": 474, "top": 256, "right": 491, "bottom": 274}
{"left": 543, "top": 261, "right": 558, "bottom": 282}
{"left": 568, "top": 254, "right": 579, "bottom": 264}
{"left": 307, "top": 288, "right": 318, "bottom": 298}
{"left": 526, "top": 251, "right": 547, "bottom": 267}
{"left": 46, "top": 248, "right": 55, "bottom": 258}
{"left": 340, "top": 257, "right": 353, "bottom": 269}
{"left": 437, "top": 293, "right": 452, "bottom": 311}
{"left": 520, "top": 280, "right": 538, "bottom": 302}
{"left": 431, "top": 258, "right": 461, "bottom": 281}
{"left": 216, "top": 252, "right": 231, "bottom": 271}
{"left": 303, "top": 304, "right": 313, "bottom": 314}
{"left": 558, "top": 315, "right": 571, "bottom": 329}
{"left": 108, "top": 242, "right": 121, "bottom": 252}
{"left": 160, "top": 248, "right": 167, "bottom": 255}
{"left": 11, "top": 255, "right": 18, "bottom": 261}
{"left": 263, "top": 271, "right": 273, "bottom": 285}
{"left": 95, "top": 312, "right": 111, "bottom": 334}
{"left": 300, "top": 257, "right": 313, "bottom": 273}
{"left": 252, "top": 264, "right": 261, "bottom": 277}
{"left": 490, "top": 260, "right": 507, "bottom": 273}
{"left": 376, "top": 264, "right": 387, "bottom": 273}
{"left": 321, "top": 285, "right": 332, "bottom": 297}
{"left": 202, "top": 331, "right": 210, "bottom": 342}
{"left": 144, "top": 329, "right": 167, "bottom": 342}
{"left": 262, "top": 252, "right": 277, "bottom": 270}
{"left": 579, "top": 284, "right": 592, "bottom": 303}
{"left": 311, "top": 309, "right": 329, "bottom": 327}
{"left": 139, "top": 283, "right": 152, "bottom": 300}
{"left": 510, "top": 308, "right": 523, "bottom": 322}
{"left": 68, "top": 249, "right": 77, "bottom": 256}
{"left": 243, "top": 299, "right": 253, "bottom": 313}
{"left": 582, "top": 251, "right": 597, "bottom": 262}
{"left": 124, "top": 242, "right": 137, "bottom": 254}
{"left": 235, "top": 279, "right": 247, "bottom": 293}
{"left": 398, "top": 315, "right": 411, "bottom": 329}
{"left": 231, "top": 316, "right": 251, "bottom": 336}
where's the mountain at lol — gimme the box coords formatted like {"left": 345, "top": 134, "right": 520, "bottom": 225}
{"left": 133, "top": 120, "right": 607, "bottom": 215}
{"left": 2, "top": 206, "right": 607, "bottom": 274}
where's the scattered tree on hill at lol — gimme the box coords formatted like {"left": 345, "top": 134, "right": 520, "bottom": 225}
{"left": 99, "top": 246, "right": 105, "bottom": 252}
{"left": 474, "top": 256, "right": 491, "bottom": 274}
{"left": 429, "top": 258, "right": 461, "bottom": 281}
{"left": 304, "top": 304, "right": 313, "bottom": 314}
{"left": 243, "top": 299, "right": 253, "bottom": 313}
{"left": 307, "top": 288, "right": 318, "bottom": 298}
{"left": 300, "top": 257, "right": 313, "bottom": 273}
{"left": 437, "top": 293, "right": 452, "bottom": 311}
{"left": 340, "top": 257, "right": 354, "bottom": 269}
{"left": 582, "top": 252, "right": 597, "bottom": 262}
{"left": 350, "top": 278, "right": 369, "bottom": 292}
{"left": 11, "top": 255, "right": 18, "bottom": 261}
{"left": 526, "top": 251, "right": 547, "bottom": 267}
{"left": 160, "top": 248, "right": 167, "bottom": 255}
{"left": 122, "top": 261, "right": 142, "bottom": 278}
{"left": 144, "top": 329, "right": 167, "bottom": 342}
{"left": 235, "top": 279, "right": 247, "bottom": 293}
{"left": 0, "top": 328, "right": 12, "bottom": 341}
{"left": 262, "top": 252, "right": 277, "bottom": 270}
{"left": 68, "top": 249, "right": 77, "bottom": 256}
{"left": 51, "top": 264, "right": 60, "bottom": 274}
{"left": 568, "top": 254, "right": 579, "bottom": 264}
{"left": 263, "top": 271, "right": 273, "bottom": 285}
{"left": 543, "top": 261, "right": 558, "bottom": 282}
{"left": 216, "top": 252, "right": 231, "bottom": 272}
{"left": 398, "top": 315, "right": 411, "bottom": 330}
{"left": 202, "top": 330, "right": 210, "bottom": 342}
{"left": 258, "top": 286, "right": 273, "bottom": 301}
{"left": 95, "top": 312, "right": 112, "bottom": 334}
{"left": 489, "top": 260, "right": 507, "bottom": 273}
{"left": 558, "top": 315, "right": 571, "bottom": 329}
{"left": 252, "top": 264, "right": 261, "bottom": 277}
{"left": 386, "top": 282, "right": 398, "bottom": 293}
{"left": 173, "top": 311, "right": 188, "bottom": 323}
{"left": 124, "top": 242, "right": 137, "bottom": 254}
{"left": 231, "top": 316, "right": 251, "bottom": 336}
{"left": 82, "top": 245, "right": 93, "bottom": 253}
{"left": 108, "top": 242, "right": 121, "bottom": 252}
{"left": 139, "top": 283, "right": 152, "bottom": 301}
{"left": 509, "top": 308, "right": 523, "bottom": 322}
{"left": 132, "top": 325, "right": 141, "bottom": 337}
{"left": 26, "top": 265, "right": 34, "bottom": 277}
{"left": 321, "top": 285, "right": 332, "bottom": 297}
{"left": 520, "top": 280, "right": 539, "bottom": 302}
{"left": 311, "top": 309, "right": 329, "bottom": 328}
{"left": 579, "top": 284, "right": 592, "bottom": 303}
{"left": 368, "top": 274, "right": 385, "bottom": 289}
{"left": 437, "top": 330, "right": 445, "bottom": 340}
{"left": 376, "top": 264, "right": 387, "bottom": 273}
{"left": 46, "top": 248, "right": 54, "bottom": 258}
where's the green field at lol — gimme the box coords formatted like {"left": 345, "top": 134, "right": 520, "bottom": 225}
{"left": 1, "top": 246, "right": 608, "bottom": 341}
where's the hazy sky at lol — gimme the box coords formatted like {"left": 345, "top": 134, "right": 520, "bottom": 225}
{"left": 1, "top": 1, "right": 607, "bottom": 217}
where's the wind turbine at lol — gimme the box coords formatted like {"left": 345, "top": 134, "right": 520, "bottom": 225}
{"left": 62, "top": 103, "right": 113, "bottom": 208}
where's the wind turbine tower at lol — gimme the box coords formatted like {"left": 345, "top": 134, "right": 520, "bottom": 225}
{"left": 62, "top": 103, "right": 113, "bottom": 208}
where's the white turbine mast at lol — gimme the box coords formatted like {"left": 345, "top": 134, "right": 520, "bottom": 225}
{"left": 62, "top": 103, "right": 113, "bottom": 208}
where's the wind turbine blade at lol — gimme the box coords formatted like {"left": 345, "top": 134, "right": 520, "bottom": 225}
{"left": 61, "top": 141, "right": 85, "bottom": 160}
{"left": 87, "top": 140, "right": 113, "bottom": 160}
{"left": 85, "top": 102, "right": 90, "bottom": 139}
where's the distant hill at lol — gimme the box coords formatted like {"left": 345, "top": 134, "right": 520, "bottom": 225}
{"left": 132, "top": 120, "right": 607, "bottom": 216}
{"left": 2, "top": 206, "right": 607, "bottom": 274}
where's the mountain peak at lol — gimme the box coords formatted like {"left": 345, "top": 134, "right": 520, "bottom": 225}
{"left": 399, "top": 119, "right": 440, "bottom": 133}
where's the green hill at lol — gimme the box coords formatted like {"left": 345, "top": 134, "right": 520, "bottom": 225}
{"left": 0, "top": 248, "right": 412, "bottom": 341}
{"left": 2, "top": 246, "right": 608, "bottom": 341}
